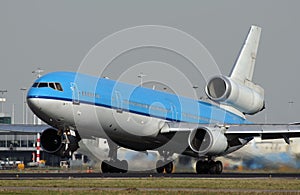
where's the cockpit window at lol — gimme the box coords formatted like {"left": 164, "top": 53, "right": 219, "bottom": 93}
{"left": 38, "top": 83, "right": 48, "bottom": 88}
{"left": 32, "top": 83, "right": 38, "bottom": 87}
{"left": 49, "top": 83, "right": 56, "bottom": 90}
{"left": 32, "top": 82, "right": 63, "bottom": 91}
{"left": 55, "top": 83, "right": 63, "bottom": 91}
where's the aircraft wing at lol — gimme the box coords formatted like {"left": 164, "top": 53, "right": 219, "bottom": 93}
{"left": 163, "top": 122, "right": 300, "bottom": 144}
{"left": 223, "top": 124, "right": 300, "bottom": 144}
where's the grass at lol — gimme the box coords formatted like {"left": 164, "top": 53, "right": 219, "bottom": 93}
{"left": 0, "top": 178, "right": 299, "bottom": 194}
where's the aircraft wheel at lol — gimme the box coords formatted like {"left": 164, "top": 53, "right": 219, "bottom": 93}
{"left": 196, "top": 160, "right": 222, "bottom": 174}
{"left": 102, "top": 160, "right": 128, "bottom": 173}
{"left": 215, "top": 161, "right": 223, "bottom": 174}
{"left": 120, "top": 160, "right": 128, "bottom": 173}
{"left": 196, "top": 160, "right": 207, "bottom": 174}
{"left": 165, "top": 162, "right": 173, "bottom": 174}
{"left": 101, "top": 160, "right": 109, "bottom": 173}
{"left": 208, "top": 161, "right": 217, "bottom": 174}
{"left": 156, "top": 160, "right": 164, "bottom": 173}
{"left": 111, "top": 160, "right": 124, "bottom": 173}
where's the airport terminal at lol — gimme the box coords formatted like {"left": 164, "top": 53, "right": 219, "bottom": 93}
{"left": 0, "top": 113, "right": 61, "bottom": 168}
{"left": 0, "top": 112, "right": 89, "bottom": 169}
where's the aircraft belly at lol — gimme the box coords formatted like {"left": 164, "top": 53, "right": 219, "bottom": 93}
{"left": 72, "top": 103, "right": 107, "bottom": 138}
{"left": 96, "top": 106, "right": 168, "bottom": 150}
{"left": 72, "top": 103, "right": 166, "bottom": 146}
{"left": 98, "top": 107, "right": 165, "bottom": 137}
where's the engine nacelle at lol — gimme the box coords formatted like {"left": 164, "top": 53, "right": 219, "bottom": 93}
{"left": 40, "top": 128, "right": 80, "bottom": 158}
{"left": 188, "top": 127, "right": 228, "bottom": 156}
{"left": 40, "top": 128, "right": 63, "bottom": 154}
{"left": 205, "top": 75, "right": 264, "bottom": 114}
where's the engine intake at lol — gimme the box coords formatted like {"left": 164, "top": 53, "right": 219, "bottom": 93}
{"left": 40, "top": 128, "right": 63, "bottom": 154}
{"left": 188, "top": 127, "right": 228, "bottom": 156}
{"left": 205, "top": 75, "right": 264, "bottom": 114}
{"left": 40, "top": 128, "right": 80, "bottom": 158}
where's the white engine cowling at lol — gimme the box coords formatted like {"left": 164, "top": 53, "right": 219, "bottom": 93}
{"left": 205, "top": 75, "right": 264, "bottom": 114}
{"left": 188, "top": 127, "right": 228, "bottom": 156}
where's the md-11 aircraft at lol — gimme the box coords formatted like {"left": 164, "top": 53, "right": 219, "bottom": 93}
{"left": 26, "top": 25, "right": 300, "bottom": 174}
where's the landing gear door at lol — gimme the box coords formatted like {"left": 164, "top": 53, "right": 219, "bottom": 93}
{"left": 71, "top": 82, "right": 80, "bottom": 105}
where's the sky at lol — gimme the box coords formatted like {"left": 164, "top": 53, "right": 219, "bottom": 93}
{"left": 0, "top": 0, "right": 299, "bottom": 124}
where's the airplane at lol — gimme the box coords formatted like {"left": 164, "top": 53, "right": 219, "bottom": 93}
{"left": 26, "top": 25, "right": 300, "bottom": 174}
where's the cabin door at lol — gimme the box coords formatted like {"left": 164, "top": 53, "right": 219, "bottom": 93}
{"left": 71, "top": 82, "right": 80, "bottom": 105}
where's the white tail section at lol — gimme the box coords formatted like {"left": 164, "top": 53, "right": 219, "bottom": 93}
{"left": 205, "top": 25, "right": 265, "bottom": 115}
{"left": 230, "top": 25, "right": 261, "bottom": 82}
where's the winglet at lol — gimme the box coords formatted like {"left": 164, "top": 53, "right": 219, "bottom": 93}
{"left": 230, "top": 25, "right": 262, "bottom": 82}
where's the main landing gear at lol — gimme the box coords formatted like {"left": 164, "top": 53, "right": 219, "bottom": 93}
{"left": 101, "top": 142, "right": 128, "bottom": 173}
{"left": 195, "top": 160, "right": 223, "bottom": 174}
{"left": 156, "top": 151, "right": 174, "bottom": 173}
{"left": 101, "top": 159, "right": 128, "bottom": 173}
{"left": 156, "top": 160, "right": 174, "bottom": 173}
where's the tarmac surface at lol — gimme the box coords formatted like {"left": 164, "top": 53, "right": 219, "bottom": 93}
{"left": 1, "top": 186, "right": 300, "bottom": 193}
{"left": 1, "top": 172, "right": 300, "bottom": 193}
{"left": 0, "top": 172, "right": 300, "bottom": 179}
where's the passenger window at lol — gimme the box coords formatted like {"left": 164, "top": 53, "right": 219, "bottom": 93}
{"left": 49, "top": 83, "right": 56, "bottom": 90}
{"left": 38, "top": 83, "right": 48, "bottom": 88}
{"left": 55, "top": 83, "right": 63, "bottom": 91}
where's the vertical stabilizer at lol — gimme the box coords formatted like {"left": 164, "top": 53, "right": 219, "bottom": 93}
{"left": 206, "top": 25, "right": 265, "bottom": 115}
{"left": 230, "top": 25, "right": 261, "bottom": 82}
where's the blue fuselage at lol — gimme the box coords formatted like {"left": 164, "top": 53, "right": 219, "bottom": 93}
{"left": 27, "top": 72, "right": 250, "bottom": 126}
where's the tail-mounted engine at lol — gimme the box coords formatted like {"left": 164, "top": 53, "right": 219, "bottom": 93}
{"left": 205, "top": 75, "right": 265, "bottom": 115}
{"left": 40, "top": 128, "right": 81, "bottom": 158}
{"left": 188, "top": 127, "right": 228, "bottom": 156}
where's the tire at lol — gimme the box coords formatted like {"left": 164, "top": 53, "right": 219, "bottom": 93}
{"left": 215, "top": 161, "right": 223, "bottom": 174}
{"left": 156, "top": 160, "right": 164, "bottom": 173}
{"left": 120, "top": 160, "right": 128, "bottom": 173}
{"left": 165, "top": 162, "right": 173, "bottom": 174}
{"left": 208, "top": 161, "right": 217, "bottom": 174}
{"left": 101, "top": 160, "right": 109, "bottom": 173}
{"left": 196, "top": 161, "right": 206, "bottom": 174}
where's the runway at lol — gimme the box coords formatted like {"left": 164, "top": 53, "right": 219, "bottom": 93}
{"left": 1, "top": 186, "right": 300, "bottom": 194}
{"left": 0, "top": 172, "right": 300, "bottom": 179}
{"left": 1, "top": 172, "right": 300, "bottom": 194}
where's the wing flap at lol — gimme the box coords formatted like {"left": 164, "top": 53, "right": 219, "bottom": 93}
{"left": 225, "top": 124, "right": 300, "bottom": 134}
{"left": 223, "top": 124, "right": 300, "bottom": 144}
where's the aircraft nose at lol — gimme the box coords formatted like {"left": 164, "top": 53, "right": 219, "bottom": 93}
{"left": 27, "top": 97, "right": 40, "bottom": 114}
